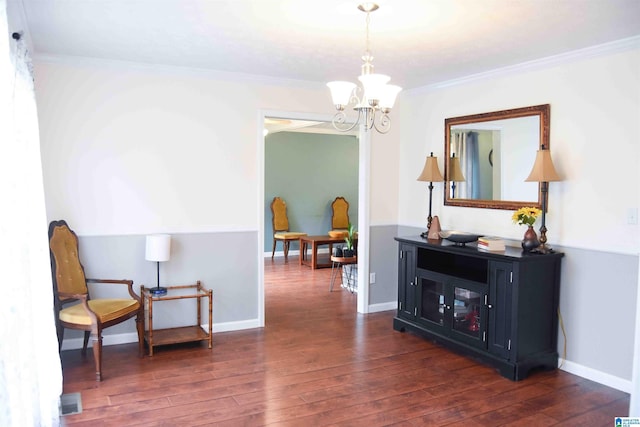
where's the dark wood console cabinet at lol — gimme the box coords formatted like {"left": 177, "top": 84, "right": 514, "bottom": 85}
{"left": 394, "top": 236, "right": 563, "bottom": 380}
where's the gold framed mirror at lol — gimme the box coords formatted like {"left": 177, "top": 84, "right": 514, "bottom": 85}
{"left": 444, "top": 104, "right": 550, "bottom": 210}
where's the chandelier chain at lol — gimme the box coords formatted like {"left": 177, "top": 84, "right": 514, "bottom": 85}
{"left": 365, "top": 11, "right": 371, "bottom": 57}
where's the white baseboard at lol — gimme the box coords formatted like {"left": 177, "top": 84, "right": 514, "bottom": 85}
{"left": 60, "top": 319, "right": 262, "bottom": 351}
{"left": 368, "top": 301, "right": 397, "bottom": 313}
{"left": 212, "top": 318, "right": 261, "bottom": 333}
{"left": 559, "top": 359, "right": 631, "bottom": 393}
{"left": 264, "top": 248, "right": 332, "bottom": 258}
{"left": 264, "top": 250, "right": 300, "bottom": 258}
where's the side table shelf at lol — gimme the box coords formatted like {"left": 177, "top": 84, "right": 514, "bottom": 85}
{"left": 141, "top": 280, "right": 213, "bottom": 356}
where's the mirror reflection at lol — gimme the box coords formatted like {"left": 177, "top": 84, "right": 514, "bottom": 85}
{"left": 444, "top": 105, "right": 549, "bottom": 210}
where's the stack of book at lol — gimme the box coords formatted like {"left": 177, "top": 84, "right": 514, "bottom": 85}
{"left": 477, "top": 236, "right": 506, "bottom": 251}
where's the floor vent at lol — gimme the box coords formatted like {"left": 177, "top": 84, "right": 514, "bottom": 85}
{"left": 59, "top": 393, "right": 82, "bottom": 416}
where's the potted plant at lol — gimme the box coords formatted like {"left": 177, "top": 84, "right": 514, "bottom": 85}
{"left": 343, "top": 223, "right": 356, "bottom": 258}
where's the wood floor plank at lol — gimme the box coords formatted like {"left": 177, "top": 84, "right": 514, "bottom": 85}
{"left": 59, "top": 257, "right": 630, "bottom": 426}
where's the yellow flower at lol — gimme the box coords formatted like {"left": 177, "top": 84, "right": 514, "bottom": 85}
{"left": 512, "top": 207, "right": 542, "bottom": 226}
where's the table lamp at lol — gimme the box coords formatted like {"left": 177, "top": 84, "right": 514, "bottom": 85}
{"left": 525, "top": 145, "right": 562, "bottom": 254}
{"left": 449, "top": 153, "right": 466, "bottom": 198}
{"left": 417, "top": 152, "right": 444, "bottom": 238}
{"left": 145, "top": 234, "right": 171, "bottom": 296}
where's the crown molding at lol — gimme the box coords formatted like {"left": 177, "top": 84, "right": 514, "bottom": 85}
{"left": 33, "top": 35, "right": 640, "bottom": 94}
{"left": 33, "top": 53, "right": 325, "bottom": 90}
{"left": 409, "top": 35, "right": 640, "bottom": 94}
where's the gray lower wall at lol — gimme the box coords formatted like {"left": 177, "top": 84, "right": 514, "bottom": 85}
{"left": 63, "top": 231, "right": 258, "bottom": 340}
{"left": 64, "top": 225, "right": 639, "bottom": 386}
{"left": 369, "top": 225, "right": 401, "bottom": 306}
{"left": 553, "top": 244, "right": 638, "bottom": 381}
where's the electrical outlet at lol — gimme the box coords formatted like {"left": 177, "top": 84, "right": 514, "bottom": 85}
{"left": 370, "top": 273, "right": 376, "bottom": 284}
{"left": 628, "top": 208, "right": 638, "bottom": 225}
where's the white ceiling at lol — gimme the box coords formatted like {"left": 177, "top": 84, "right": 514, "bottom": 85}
{"left": 19, "top": 0, "right": 640, "bottom": 91}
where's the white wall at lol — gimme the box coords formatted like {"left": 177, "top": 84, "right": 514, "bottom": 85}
{"left": 399, "top": 44, "right": 640, "bottom": 255}
{"left": 370, "top": 124, "right": 401, "bottom": 226}
{"left": 35, "top": 58, "right": 336, "bottom": 235}
{"left": 36, "top": 57, "right": 402, "bottom": 234}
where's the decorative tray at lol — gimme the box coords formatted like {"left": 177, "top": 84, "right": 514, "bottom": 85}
{"left": 438, "top": 230, "right": 482, "bottom": 245}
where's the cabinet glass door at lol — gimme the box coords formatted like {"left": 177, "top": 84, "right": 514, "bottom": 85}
{"left": 420, "top": 277, "right": 445, "bottom": 326}
{"left": 449, "top": 281, "right": 487, "bottom": 349}
{"left": 452, "top": 287, "right": 482, "bottom": 339}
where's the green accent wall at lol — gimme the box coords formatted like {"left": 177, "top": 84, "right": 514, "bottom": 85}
{"left": 265, "top": 131, "right": 359, "bottom": 253}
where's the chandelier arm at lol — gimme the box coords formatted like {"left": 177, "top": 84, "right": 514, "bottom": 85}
{"left": 331, "top": 109, "right": 362, "bottom": 132}
{"left": 372, "top": 111, "right": 391, "bottom": 134}
{"left": 365, "top": 107, "right": 375, "bottom": 131}
{"left": 350, "top": 87, "right": 362, "bottom": 107}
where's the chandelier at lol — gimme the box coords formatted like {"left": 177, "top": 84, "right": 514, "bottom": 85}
{"left": 327, "top": 3, "right": 401, "bottom": 134}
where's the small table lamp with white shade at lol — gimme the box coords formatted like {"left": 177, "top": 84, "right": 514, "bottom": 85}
{"left": 145, "top": 234, "right": 171, "bottom": 296}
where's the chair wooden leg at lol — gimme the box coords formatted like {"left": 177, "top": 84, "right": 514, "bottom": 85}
{"left": 91, "top": 331, "right": 103, "bottom": 381}
{"left": 284, "top": 240, "right": 289, "bottom": 259}
{"left": 136, "top": 312, "right": 144, "bottom": 358}
{"left": 55, "top": 319, "right": 64, "bottom": 351}
{"left": 81, "top": 331, "right": 90, "bottom": 356}
{"left": 272, "top": 238, "right": 277, "bottom": 259}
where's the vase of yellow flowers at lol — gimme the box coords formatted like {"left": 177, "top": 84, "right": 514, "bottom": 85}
{"left": 512, "top": 207, "right": 542, "bottom": 252}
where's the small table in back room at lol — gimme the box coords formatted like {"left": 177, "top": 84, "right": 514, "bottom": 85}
{"left": 299, "top": 235, "right": 357, "bottom": 269}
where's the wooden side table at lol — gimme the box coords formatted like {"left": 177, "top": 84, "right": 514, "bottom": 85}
{"left": 329, "top": 256, "right": 358, "bottom": 292}
{"left": 300, "top": 235, "right": 358, "bottom": 269}
{"left": 141, "top": 280, "right": 213, "bottom": 356}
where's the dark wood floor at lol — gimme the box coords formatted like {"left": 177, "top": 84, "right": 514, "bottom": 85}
{"left": 60, "top": 257, "right": 629, "bottom": 426}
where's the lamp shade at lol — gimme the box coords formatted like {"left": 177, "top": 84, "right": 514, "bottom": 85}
{"left": 327, "top": 81, "right": 356, "bottom": 106}
{"left": 379, "top": 84, "right": 402, "bottom": 109}
{"left": 417, "top": 153, "right": 444, "bottom": 182}
{"left": 358, "top": 73, "right": 390, "bottom": 102}
{"left": 525, "top": 148, "right": 562, "bottom": 182}
{"left": 449, "top": 154, "right": 466, "bottom": 182}
{"left": 145, "top": 234, "right": 171, "bottom": 262}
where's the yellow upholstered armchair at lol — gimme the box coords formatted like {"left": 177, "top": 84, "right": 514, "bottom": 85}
{"left": 270, "top": 197, "right": 307, "bottom": 259}
{"left": 330, "top": 196, "right": 350, "bottom": 234}
{"left": 48, "top": 220, "right": 144, "bottom": 381}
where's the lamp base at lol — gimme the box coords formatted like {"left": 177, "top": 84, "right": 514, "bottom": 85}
{"left": 150, "top": 286, "right": 168, "bottom": 296}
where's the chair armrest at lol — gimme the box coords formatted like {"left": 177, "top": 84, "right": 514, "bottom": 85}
{"left": 86, "top": 278, "right": 141, "bottom": 303}
{"left": 57, "top": 292, "right": 98, "bottom": 324}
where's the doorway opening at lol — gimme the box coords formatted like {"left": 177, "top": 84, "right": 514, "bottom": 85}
{"left": 258, "top": 111, "right": 366, "bottom": 327}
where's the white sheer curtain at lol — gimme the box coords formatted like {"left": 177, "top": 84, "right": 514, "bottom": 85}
{"left": 0, "top": 2, "right": 63, "bottom": 426}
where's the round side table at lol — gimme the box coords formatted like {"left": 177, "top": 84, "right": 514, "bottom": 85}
{"left": 329, "top": 255, "right": 358, "bottom": 292}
